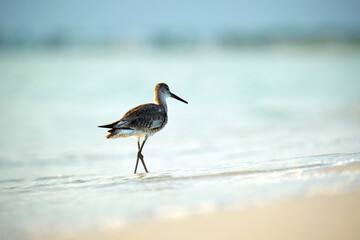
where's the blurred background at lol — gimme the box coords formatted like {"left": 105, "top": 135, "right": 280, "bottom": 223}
{"left": 0, "top": 0, "right": 360, "bottom": 238}
{"left": 0, "top": 0, "right": 359, "bottom": 162}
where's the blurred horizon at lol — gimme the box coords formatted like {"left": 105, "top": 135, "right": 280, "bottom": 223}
{"left": 1, "top": 0, "right": 360, "bottom": 48}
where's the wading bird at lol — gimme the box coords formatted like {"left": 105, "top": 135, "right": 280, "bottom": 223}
{"left": 98, "top": 83, "right": 188, "bottom": 174}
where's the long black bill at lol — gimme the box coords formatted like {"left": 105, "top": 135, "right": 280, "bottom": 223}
{"left": 170, "top": 92, "right": 188, "bottom": 104}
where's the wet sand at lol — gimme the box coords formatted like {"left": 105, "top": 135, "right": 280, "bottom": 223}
{"left": 86, "top": 190, "right": 360, "bottom": 240}
{"left": 48, "top": 163, "right": 360, "bottom": 240}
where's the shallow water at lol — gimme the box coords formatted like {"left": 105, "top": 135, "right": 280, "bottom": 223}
{"left": 0, "top": 45, "right": 360, "bottom": 238}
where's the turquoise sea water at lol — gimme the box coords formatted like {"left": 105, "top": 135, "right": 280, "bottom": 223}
{"left": 0, "top": 45, "right": 360, "bottom": 238}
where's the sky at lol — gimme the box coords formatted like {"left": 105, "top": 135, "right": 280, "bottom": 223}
{"left": 0, "top": 0, "right": 359, "bottom": 39}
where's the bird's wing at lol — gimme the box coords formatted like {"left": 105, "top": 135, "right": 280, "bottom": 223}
{"left": 111, "top": 120, "right": 128, "bottom": 128}
{"left": 114, "top": 104, "right": 166, "bottom": 130}
{"left": 127, "top": 112, "right": 166, "bottom": 130}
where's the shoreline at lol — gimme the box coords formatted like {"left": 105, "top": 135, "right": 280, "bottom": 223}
{"left": 80, "top": 189, "right": 360, "bottom": 240}
{"left": 45, "top": 163, "right": 360, "bottom": 240}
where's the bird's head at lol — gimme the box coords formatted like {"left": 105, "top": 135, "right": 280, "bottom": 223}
{"left": 155, "top": 83, "right": 188, "bottom": 104}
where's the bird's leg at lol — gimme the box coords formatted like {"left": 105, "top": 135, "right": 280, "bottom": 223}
{"left": 139, "top": 153, "right": 148, "bottom": 173}
{"left": 134, "top": 137, "right": 141, "bottom": 174}
{"left": 134, "top": 156, "right": 140, "bottom": 174}
{"left": 135, "top": 135, "right": 149, "bottom": 173}
{"left": 137, "top": 137, "right": 144, "bottom": 160}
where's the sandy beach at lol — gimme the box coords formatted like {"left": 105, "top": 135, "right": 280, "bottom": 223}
{"left": 40, "top": 163, "right": 360, "bottom": 240}
{"left": 77, "top": 190, "right": 359, "bottom": 240}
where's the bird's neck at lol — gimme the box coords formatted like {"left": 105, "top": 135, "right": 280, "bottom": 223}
{"left": 154, "top": 93, "right": 168, "bottom": 112}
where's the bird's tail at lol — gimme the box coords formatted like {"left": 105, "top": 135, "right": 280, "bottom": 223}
{"left": 98, "top": 123, "right": 113, "bottom": 128}
{"left": 105, "top": 128, "right": 135, "bottom": 139}
{"left": 98, "top": 120, "right": 120, "bottom": 128}
{"left": 105, "top": 129, "right": 117, "bottom": 139}
{"left": 99, "top": 120, "right": 133, "bottom": 139}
